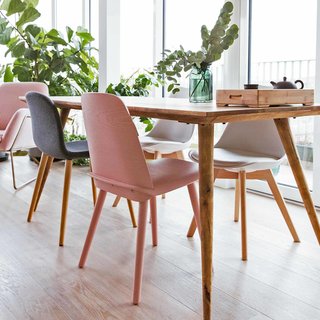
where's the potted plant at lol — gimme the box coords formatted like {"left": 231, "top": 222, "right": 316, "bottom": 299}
{"left": 154, "top": 1, "right": 239, "bottom": 102}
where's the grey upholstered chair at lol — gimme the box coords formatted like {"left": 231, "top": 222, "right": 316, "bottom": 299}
{"left": 26, "top": 92, "right": 95, "bottom": 246}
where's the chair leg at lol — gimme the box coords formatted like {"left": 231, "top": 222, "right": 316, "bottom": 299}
{"left": 112, "top": 195, "right": 121, "bottom": 207}
{"left": 234, "top": 176, "right": 240, "bottom": 222}
{"left": 150, "top": 197, "right": 157, "bottom": 246}
{"left": 27, "top": 153, "right": 49, "bottom": 222}
{"left": 187, "top": 183, "right": 201, "bottom": 236}
{"left": 127, "top": 199, "right": 137, "bottom": 228}
{"left": 59, "top": 160, "right": 73, "bottom": 246}
{"left": 112, "top": 196, "right": 137, "bottom": 228}
{"left": 133, "top": 201, "right": 148, "bottom": 305}
{"left": 240, "top": 171, "right": 247, "bottom": 261}
{"left": 10, "top": 150, "right": 37, "bottom": 190}
{"left": 89, "top": 162, "right": 97, "bottom": 205}
{"left": 79, "top": 190, "right": 107, "bottom": 268}
{"left": 186, "top": 170, "right": 219, "bottom": 238}
{"left": 265, "top": 170, "right": 300, "bottom": 242}
{"left": 187, "top": 218, "right": 197, "bottom": 238}
{"left": 34, "top": 156, "right": 54, "bottom": 211}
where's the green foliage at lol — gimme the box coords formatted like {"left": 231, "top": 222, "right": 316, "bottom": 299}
{"left": 154, "top": 1, "right": 239, "bottom": 93}
{"left": 0, "top": 0, "right": 98, "bottom": 95}
{"left": 106, "top": 70, "right": 162, "bottom": 132}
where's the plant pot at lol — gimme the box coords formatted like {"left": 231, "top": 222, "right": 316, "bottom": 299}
{"left": 189, "top": 65, "right": 213, "bottom": 103}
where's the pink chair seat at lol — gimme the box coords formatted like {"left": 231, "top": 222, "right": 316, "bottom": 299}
{"left": 147, "top": 158, "right": 198, "bottom": 195}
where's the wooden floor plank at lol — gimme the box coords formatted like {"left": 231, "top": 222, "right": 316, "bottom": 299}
{"left": 1, "top": 158, "right": 320, "bottom": 319}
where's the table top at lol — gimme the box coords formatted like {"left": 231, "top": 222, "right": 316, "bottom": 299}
{"left": 24, "top": 95, "right": 320, "bottom": 124}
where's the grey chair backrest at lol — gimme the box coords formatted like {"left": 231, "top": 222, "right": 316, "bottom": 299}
{"left": 147, "top": 87, "right": 195, "bottom": 143}
{"left": 26, "top": 92, "right": 69, "bottom": 159}
{"left": 215, "top": 120, "right": 285, "bottom": 159}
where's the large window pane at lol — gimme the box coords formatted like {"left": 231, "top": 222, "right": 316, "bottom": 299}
{"left": 120, "top": 0, "right": 154, "bottom": 77}
{"left": 250, "top": 0, "right": 317, "bottom": 189}
{"left": 165, "top": 0, "right": 225, "bottom": 90}
{"left": 56, "top": 0, "right": 83, "bottom": 30}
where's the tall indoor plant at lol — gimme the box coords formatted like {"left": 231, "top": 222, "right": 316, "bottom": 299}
{"left": 0, "top": 0, "right": 98, "bottom": 95}
{"left": 154, "top": 1, "right": 239, "bottom": 102}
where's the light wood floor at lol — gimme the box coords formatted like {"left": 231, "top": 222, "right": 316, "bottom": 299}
{"left": 1, "top": 156, "right": 320, "bottom": 320}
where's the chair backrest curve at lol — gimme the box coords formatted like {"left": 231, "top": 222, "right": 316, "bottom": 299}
{"left": 146, "top": 87, "right": 195, "bottom": 143}
{"left": 215, "top": 120, "right": 285, "bottom": 159}
{"left": 25, "top": 92, "right": 69, "bottom": 159}
{"left": 0, "top": 82, "right": 48, "bottom": 130}
{"left": 81, "top": 93, "right": 153, "bottom": 191}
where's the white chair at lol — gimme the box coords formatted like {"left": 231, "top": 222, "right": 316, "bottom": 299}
{"left": 112, "top": 87, "right": 195, "bottom": 207}
{"left": 139, "top": 87, "right": 194, "bottom": 159}
{"left": 187, "top": 120, "right": 300, "bottom": 260}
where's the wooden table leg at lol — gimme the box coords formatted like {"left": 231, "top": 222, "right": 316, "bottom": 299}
{"left": 198, "top": 124, "right": 214, "bottom": 320}
{"left": 274, "top": 118, "right": 320, "bottom": 244}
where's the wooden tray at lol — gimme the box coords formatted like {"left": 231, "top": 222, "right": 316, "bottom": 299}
{"left": 216, "top": 89, "right": 314, "bottom": 108}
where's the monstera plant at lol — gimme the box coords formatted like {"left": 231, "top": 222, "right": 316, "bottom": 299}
{"left": 0, "top": 0, "right": 98, "bottom": 95}
{"left": 154, "top": 1, "right": 239, "bottom": 101}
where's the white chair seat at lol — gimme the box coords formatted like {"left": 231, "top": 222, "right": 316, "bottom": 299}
{"left": 189, "top": 148, "right": 284, "bottom": 172}
{"left": 140, "top": 135, "right": 191, "bottom": 154}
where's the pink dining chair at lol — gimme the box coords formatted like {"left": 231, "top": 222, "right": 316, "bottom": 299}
{"left": 0, "top": 82, "right": 49, "bottom": 189}
{"left": 79, "top": 93, "right": 200, "bottom": 304}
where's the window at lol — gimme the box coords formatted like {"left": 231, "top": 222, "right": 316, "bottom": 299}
{"left": 119, "top": 0, "right": 154, "bottom": 77}
{"left": 165, "top": 0, "right": 225, "bottom": 90}
{"left": 248, "top": 0, "right": 317, "bottom": 199}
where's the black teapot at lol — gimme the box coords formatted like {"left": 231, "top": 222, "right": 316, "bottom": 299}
{"left": 270, "top": 76, "right": 304, "bottom": 89}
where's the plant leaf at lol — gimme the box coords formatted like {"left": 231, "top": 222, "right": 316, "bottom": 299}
{"left": 16, "top": 7, "right": 40, "bottom": 28}
{"left": 4, "top": 65, "right": 14, "bottom": 82}
{"left": 2, "top": 0, "right": 26, "bottom": 16}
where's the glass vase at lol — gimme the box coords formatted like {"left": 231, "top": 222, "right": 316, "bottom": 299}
{"left": 189, "top": 65, "right": 213, "bottom": 103}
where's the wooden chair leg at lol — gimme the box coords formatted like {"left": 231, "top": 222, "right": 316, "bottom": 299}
{"left": 186, "top": 170, "right": 219, "bottom": 238}
{"left": 59, "top": 160, "right": 72, "bottom": 246}
{"left": 187, "top": 217, "right": 197, "bottom": 238}
{"left": 27, "top": 153, "right": 49, "bottom": 222}
{"left": 79, "top": 190, "right": 107, "bottom": 268}
{"left": 234, "top": 176, "right": 240, "bottom": 222}
{"left": 127, "top": 199, "right": 137, "bottom": 228}
{"left": 112, "top": 195, "right": 121, "bottom": 207}
{"left": 133, "top": 201, "right": 148, "bottom": 305}
{"left": 240, "top": 171, "right": 247, "bottom": 261}
{"left": 150, "top": 197, "right": 157, "bottom": 246}
{"left": 187, "top": 183, "right": 201, "bottom": 235}
{"left": 89, "top": 162, "right": 97, "bottom": 205}
{"left": 34, "top": 156, "right": 54, "bottom": 211}
{"left": 265, "top": 170, "right": 300, "bottom": 242}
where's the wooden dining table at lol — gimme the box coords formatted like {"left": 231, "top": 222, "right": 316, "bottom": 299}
{"left": 24, "top": 95, "right": 320, "bottom": 320}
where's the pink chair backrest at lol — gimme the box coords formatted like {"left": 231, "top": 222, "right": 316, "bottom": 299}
{"left": 81, "top": 93, "right": 153, "bottom": 190}
{"left": 0, "top": 82, "right": 48, "bottom": 130}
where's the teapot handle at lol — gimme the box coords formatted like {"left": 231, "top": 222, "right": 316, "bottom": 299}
{"left": 295, "top": 80, "right": 304, "bottom": 89}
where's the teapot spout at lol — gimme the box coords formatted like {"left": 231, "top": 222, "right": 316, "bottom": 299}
{"left": 270, "top": 81, "right": 277, "bottom": 87}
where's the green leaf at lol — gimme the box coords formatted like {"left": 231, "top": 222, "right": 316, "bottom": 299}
{"left": 25, "top": 24, "right": 41, "bottom": 37}
{"left": 167, "top": 83, "right": 174, "bottom": 92}
{"left": 0, "top": 26, "right": 13, "bottom": 44}
{"left": 46, "top": 29, "right": 67, "bottom": 45}
{"left": 4, "top": 65, "right": 14, "bottom": 82}
{"left": 50, "top": 57, "right": 65, "bottom": 72}
{"left": 66, "top": 26, "right": 74, "bottom": 42}
{"left": 24, "top": 47, "right": 37, "bottom": 59}
{"left": 24, "top": 0, "right": 39, "bottom": 7}
{"left": 11, "top": 42, "right": 25, "bottom": 57}
{"left": 16, "top": 7, "right": 40, "bottom": 28}
{"left": 1, "top": 0, "right": 26, "bottom": 16}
